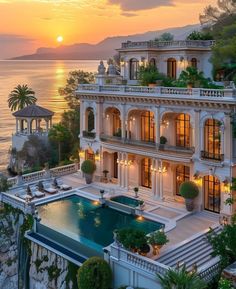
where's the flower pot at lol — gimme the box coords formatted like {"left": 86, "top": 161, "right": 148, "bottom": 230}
{"left": 148, "top": 83, "right": 157, "bottom": 88}
{"left": 185, "top": 198, "right": 194, "bottom": 211}
{"left": 151, "top": 244, "right": 163, "bottom": 255}
{"left": 84, "top": 173, "right": 93, "bottom": 184}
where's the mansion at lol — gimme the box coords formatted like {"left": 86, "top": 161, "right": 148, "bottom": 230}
{"left": 77, "top": 40, "right": 236, "bottom": 217}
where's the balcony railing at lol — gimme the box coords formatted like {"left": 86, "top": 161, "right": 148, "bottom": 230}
{"left": 100, "top": 134, "right": 194, "bottom": 154}
{"left": 120, "top": 40, "right": 215, "bottom": 50}
{"left": 82, "top": 130, "right": 96, "bottom": 139}
{"left": 201, "top": 151, "right": 224, "bottom": 162}
{"left": 77, "top": 84, "right": 236, "bottom": 100}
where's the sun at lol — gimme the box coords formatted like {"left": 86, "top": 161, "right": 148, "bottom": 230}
{"left": 57, "top": 36, "right": 63, "bottom": 43}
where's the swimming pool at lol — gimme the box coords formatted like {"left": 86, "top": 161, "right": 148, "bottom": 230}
{"left": 37, "top": 195, "right": 163, "bottom": 253}
{"left": 110, "top": 195, "right": 141, "bottom": 208}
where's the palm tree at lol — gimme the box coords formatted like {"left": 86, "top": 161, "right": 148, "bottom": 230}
{"left": 157, "top": 266, "right": 207, "bottom": 289}
{"left": 8, "top": 84, "right": 36, "bottom": 111}
{"left": 48, "top": 123, "right": 72, "bottom": 163}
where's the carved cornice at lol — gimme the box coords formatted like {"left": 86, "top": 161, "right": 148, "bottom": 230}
{"left": 77, "top": 93, "right": 234, "bottom": 111}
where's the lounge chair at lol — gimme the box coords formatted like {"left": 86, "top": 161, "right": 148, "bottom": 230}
{"left": 29, "top": 185, "right": 45, "bottom": 198}
{"left": 53, "top": 178, "right": 72, "bottom": 191}
{"left": 42, "top": 181, "right": 57, "bottom": 194}
{"left": 15, "top": 187, "right": 34, "bottom": 201}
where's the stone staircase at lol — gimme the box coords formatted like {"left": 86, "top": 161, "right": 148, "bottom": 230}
{"left": 156, "top": 226, "right": 222, "bottom": 271}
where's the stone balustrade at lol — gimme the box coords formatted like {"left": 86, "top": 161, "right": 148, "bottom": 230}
{"left": 121, "top": 40, "right": 215, "bottom": 49}
{"left": 110, "top": 243, "right": 169, "bottom": 276}
{"left": 77, "top": 84, "right": 236, "bottom": 100}
{"left": 7, "top": 163, "right": 78, "bottom": 187}
{"left": 198, "top": 258, "right": 221, "bottom": 282}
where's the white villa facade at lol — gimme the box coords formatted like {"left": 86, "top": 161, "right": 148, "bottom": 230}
{"left": 77, "top": 40, "right": 236, "bottom": 218}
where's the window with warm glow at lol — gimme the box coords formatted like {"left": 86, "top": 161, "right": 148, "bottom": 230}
{"left": 176, "top": 114, "right": 190, "bottom": 147}
{"left": 141, "top": 158, "right": 152, "bottom": 188}
{"left": 141, "top": 111, "right": 155, "bottom": 142}
{"left": 167, "top": 58, "right": 177, "bottom": 79}
{"left": 176, "top": 165, "right": 190, "bottom": 196}
{"left": 204, "top": 119, "right": 221, "bottom": 160}
{"left": 204, "top": 175, "right": 221, "bottom": 213}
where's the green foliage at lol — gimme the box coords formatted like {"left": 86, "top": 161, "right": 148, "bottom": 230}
{"left": 117, "top": 228, "right": 148, "bottom": 251}
{"left": 154, "top": 32, "right": 174, "bottom": 42}
{"left": 77, "top": 257, "right": 112, "bottom": 289}
{"left": 207, "top": 220, "right": 236, "bottom": 268}
{"left": 148, "top": 231, "right": 169, "bottom": 246}
{"left": 47, "top": 264, "right": 61, "bottom": 282}
{"left": 0, "top": 175, "right": 10, "bottom": 192}
{"left": 179, "top": 181, "right": 199, "bottom": 199}
{"left": 81, "top": 160, "right": 96, "bottom": 174}
{"left": 157, "top": 266, "right": 207, "bottom": 289}
{"left": 17, "top": 135, "right": 52, "bottom": 171}
{"left": 48, "top": 123, "right": 72, "bottom": 163}
{"left": 59, "top": 70, "right": 95, "bottom": 109}
{"left": 176, "top": 67, "right": 220, "bottom": 88}
{"left": 138, "top": 64, "right": 163, "bottom": 86}
{"left": 160, "top": 136, "right": 167, "bottom": 144}
{"left": 66, "top": 262, "right": 79, "bottom": 289}
{"left": 8, "top": 84, "right": 36, "bottom": 111}
{"left": 186, "top": 30, "right": 214, "bottom": 40}
{"left": 218, "top": 278, "right": 234, "bottom": 289}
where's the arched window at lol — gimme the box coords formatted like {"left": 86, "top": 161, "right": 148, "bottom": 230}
{"left": 149, "top": 58, "right": 156, "bottom": 67}
{"left": 167, "top": 58, "right": 177, "bottom": 79}
{"left": 86, "top": 108, "right": 94, "bottom": 132}
{"left": 191, "top": 58, "right": 197, "bottom": 69}
{"left": 141, "top": 158, "right": 152, "bottom": 188}
{"left": 85, "top": 149, "right": 95, "bottom": 162}
{"left": 176, "top": 114, "right": 190, "bottom": 147}
{"left": 141, "top": 111, "right": 155, "bottom": 142}
{"left": 130, "top": 58, "right": 139, "bottom": 80}
{"left": 204, "top": 176, "right": 221, "bottom": 213}
{"left": 176, "top": 165, "right": 190, "bottom": 196}
{"left": 203, "top": 119, "right": 221, "bottom": 160}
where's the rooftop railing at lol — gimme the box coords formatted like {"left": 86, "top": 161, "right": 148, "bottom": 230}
{"left": 77, "top": 84, "right": 236, "bottom": 100}
{"left": 120, "top": 40, "right": 215, "bottom": 49}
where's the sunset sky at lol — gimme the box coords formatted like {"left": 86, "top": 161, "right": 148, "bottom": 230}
{"left": 0, "top": 0, "right": 217, "bottom": 59}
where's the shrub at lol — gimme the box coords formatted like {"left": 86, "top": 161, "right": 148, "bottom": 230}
{"left": 0, "top": 175, "right": 10, "bottom": 192}
{"left": 160, "top": 136, "right": 167, "bottom": 144}
{"left": 218, "top": 278, "right": 234, "bottom": 289}
{"left": 179, "top": 181, "right": 199, "bottom": 199}
{"left": 148, "top": 231, "right": 169, "bottom": 246}
{"left": 138, "top": 64, "right": 162, "bottom": 86}
{"left": 81, "top": 160, "right": 96, "bottom": 174}
{"left": 117, "top": 228, "right": 147, "bottom": 251}
{"left": 77, "top": 257, "right": 112, "bottom": 289}
{"left": 157, "top": 265, "right": 207, "bottom": 289}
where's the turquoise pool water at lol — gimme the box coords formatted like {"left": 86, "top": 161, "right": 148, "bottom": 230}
{"left": 37, "top": 195, "right": 163, "bottom": 253}
{"left": 110, "top": 195, "right": 140, "bottom": 207}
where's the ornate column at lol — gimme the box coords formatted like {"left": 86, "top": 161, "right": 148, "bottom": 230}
{"left": 151, "top": 159, "right": 156, "bottom": 197}
{"left": 121, "top": 104, "right": 126, "bottom": 139}
{"left": 155, "top": 159, "right": 160, "bottom": 199}
{"left": 27, "top": 118, "right": 31, "bottom": 135}
{"left": 159, "top": 160, "right": 164, "bottom": 200}
{"left": 194, "top": 109, "right": 201, "bottom": 158}
{"left": 80, "top": 101, "right": 84, "bottom": 136}
{"left": 118, "top": 152, "right": 122, "bottom": 187}
{"left": 16, "top": 119, "right": 19, "bottom": 133}
{"left": 155, "top": 106, "right": 160, "bottom": 144}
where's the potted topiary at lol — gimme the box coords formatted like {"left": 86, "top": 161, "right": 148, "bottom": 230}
{"left": 148, "top": 230, "right": 169, "bottom": 255}
{"left": 81, "top": 160, "right": 96, "bottom": 184}
{"left": 133, "top": 187, "right": 139, "bottom": 198}
{"left": 179, "top": 181, "right": 199, "bottom": 212}
{"left": 159, "top": 136, "right": 167, "bottom": 150}
{"left": 138, "top": 64, "right": 160, "bottom": 87}
{"left": 102, "top": 169, "right": 109, "bottom": 183}
{"left": 138, "top": 200, "right": 145, "bottom": 210}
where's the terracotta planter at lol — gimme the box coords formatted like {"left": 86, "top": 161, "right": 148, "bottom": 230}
{"left": 148, "top": 83, "right": 157, "bottom": 88}
{"left": 151, "top": 244, "right": 163, "bottom": 255}
{"left": 185, "top": 198, "right": 194, "bottom": 211}
{"left": 84, "top": 173, "right": 93, "bottom": 184}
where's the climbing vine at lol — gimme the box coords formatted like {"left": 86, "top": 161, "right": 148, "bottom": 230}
{"left": 66, "top": 262, "right": 79, "bottom": 289}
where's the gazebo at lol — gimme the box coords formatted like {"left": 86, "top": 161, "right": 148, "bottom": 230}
{"left": 13, "top": 104, "right": 54, "bottom": 135}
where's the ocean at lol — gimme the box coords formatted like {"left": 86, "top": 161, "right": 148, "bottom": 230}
{"left": 0, "top": 60, "right": 100, "bottom": 172}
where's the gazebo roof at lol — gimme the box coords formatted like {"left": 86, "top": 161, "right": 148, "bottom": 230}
{"left": 13, "top": 105, "right": 54, "bottom": 118}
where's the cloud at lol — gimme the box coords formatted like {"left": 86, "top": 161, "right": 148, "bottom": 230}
{"left": 107, "top": 0, "right": 173, "bottom": 11}
{"left": 121, "top": 12, "right": 138, "bottom": 17}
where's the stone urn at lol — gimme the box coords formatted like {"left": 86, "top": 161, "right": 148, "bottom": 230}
{"left": 84, "top": 173, "right": 93, "bottom": 184}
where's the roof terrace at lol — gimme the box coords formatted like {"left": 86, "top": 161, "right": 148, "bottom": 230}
{"left": 119, "top": 40, "right": 215, "bottom": 50}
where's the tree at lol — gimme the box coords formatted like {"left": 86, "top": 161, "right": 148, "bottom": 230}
{"left": 186, "top": 30, "right": 214, "bottom": 40}
{"left": 48, "top": 123, "right": 72, "bottom": 163}
{"left": 59, "top": 70, "right": 95, "bottom": 109}
{"left": 8, "top": 84, "right": 36, "bottom": 111}
{"left": 154, "top": 32, "right": 174, "bottom": 42}
{"left": 207, "top": 218, "right": 236, "bottom": 268}
{"left": 0, "top": 175, "right": 10, "bottom": 192}
{"left": 157, "top": 266, "right": 207, "bottom": 289}
{"left": 77, "top": 257, "right": 112, "bottom": 289}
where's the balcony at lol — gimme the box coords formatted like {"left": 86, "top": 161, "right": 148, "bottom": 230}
{"left": 159, "top": 144, "right": 195, "bottom": 154}
{"left": 200, "top": 151, "right": 224, "bottom": 162}
{"left": 120, "top": 40, "right": 215, "bottom": 50}
{"left": 77, "top": 84, "right": 236, "bottom": 101}
{"left": 82, "top": 130, "right": 96, "bottom": 139}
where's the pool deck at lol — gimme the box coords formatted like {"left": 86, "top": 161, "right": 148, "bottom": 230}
{"left": 5, "top": 172, "right": 219, "bottom": 253}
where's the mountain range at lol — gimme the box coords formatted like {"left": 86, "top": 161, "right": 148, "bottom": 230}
{"left": 11, "top": 24, "right": 200, "bottom": 60}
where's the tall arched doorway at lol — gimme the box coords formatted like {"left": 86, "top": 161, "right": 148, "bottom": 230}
{"left": 204, "top": 175, "right": 221, "bottom": 213}
{"left": 167, "top": 58, "right": 177, "bottom": 79}
{"left": 141, "top": 158, "right": 152, "bottom": 188}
